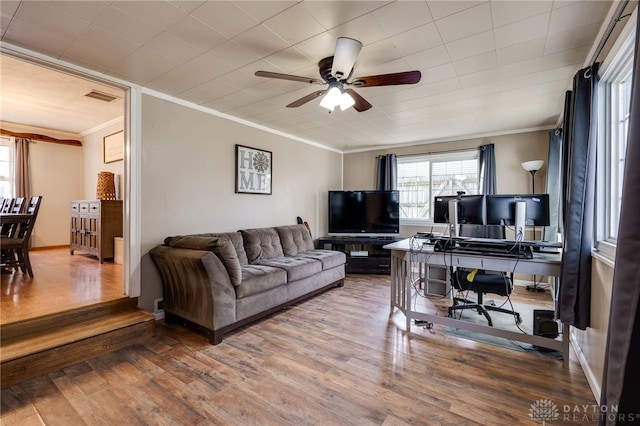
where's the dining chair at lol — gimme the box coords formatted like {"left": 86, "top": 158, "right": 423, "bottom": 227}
{"left": 0, "top": 196, "right": 43, "bottom": 277}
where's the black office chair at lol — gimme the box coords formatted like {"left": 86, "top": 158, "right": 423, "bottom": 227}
{"left": 448, "top": 224, "right": 522, "bottom": 326}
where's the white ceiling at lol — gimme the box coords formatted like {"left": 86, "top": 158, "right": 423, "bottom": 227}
{"left": 0, "top": 1, "right": 617, "bottom": 151}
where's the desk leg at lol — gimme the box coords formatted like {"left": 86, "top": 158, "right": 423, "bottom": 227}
{"left": 405, "top": 253, "right": 412, "bottom": 331}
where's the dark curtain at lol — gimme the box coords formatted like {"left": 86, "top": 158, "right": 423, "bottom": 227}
{"left": 599, "top": 17, "right": 640, "bottom": 424}
{"left": 478, "top": 143, "right": 496, "bottom": 194}
{"left": 558, "top": 63, "right": 599, "bottom": 330}
{"left": 376, "top": 154, "right": 397, "bottom": 191}
{"left": 543, "top": 130, "right": 562, "bottom": 242}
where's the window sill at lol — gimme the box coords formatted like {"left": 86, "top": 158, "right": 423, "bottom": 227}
{"left": 592, "top": 241, "right": 616, "bottom": 268}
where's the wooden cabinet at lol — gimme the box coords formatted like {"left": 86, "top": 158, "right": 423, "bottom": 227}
{"left": 70, "top": 200, "right": 123, "bottom": 263}
{"left": 317, "top": 236, "right": 400, "bottom": 274}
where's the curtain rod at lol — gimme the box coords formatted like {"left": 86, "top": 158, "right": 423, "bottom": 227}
{"left": 396, "top": 145, "right": 483, "bottom": 158}
{"left": 591, "top": 0, "right": 632, "bottom": 68}
{"left": 0, "top": 128, "right": 82, "bottom": 147}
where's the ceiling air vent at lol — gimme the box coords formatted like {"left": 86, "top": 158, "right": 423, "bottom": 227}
{"left": 84, "top": 90, "right": 120, "bottom": 102}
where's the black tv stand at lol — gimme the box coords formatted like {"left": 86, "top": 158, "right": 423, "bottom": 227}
{"left": 317, "top": 236, "right": 401, "bottom": 274}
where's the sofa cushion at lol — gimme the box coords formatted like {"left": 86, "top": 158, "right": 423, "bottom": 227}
{"left": 276, "top": 225, "right": 314, "bottom": 256}
{"left": 256, "top": 256, "right": 322, "bottom": 282}
{"left": 296, "top": 249, "right": 346, "bottom": 271}
{"left": 199, "top": 232, "right": 249, "bottom": 266}
{"left": 236, "top": 265, "right": 287, "bottom": 298}
{"left": 167, "top": 235, "right": 242, "bottom": 286}
{"left": 240, "top": 227, "right": 284, "bottom": 263}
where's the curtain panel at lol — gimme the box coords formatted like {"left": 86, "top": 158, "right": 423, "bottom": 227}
{"left": 558, "top": 63, "right": 599, "bottom": 330}
{"left": 375, "top": 154, "right": 397, "bottom": 191}
{"left": 543, "top": 130, "right": 563, "bottom": 242}
{"left": 599, "top": 15, "right": 640, "bottom": 424}
{"left": 14, "top": 138, "right": 30, "bottom": 199}
{"left": 478, "top": 143, "right": 496, "bottom": 195}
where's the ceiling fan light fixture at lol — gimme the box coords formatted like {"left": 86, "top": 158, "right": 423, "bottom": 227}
{"left": 320, "top": 86, "right": 342, "bottom": 110}
{"left": 339, "top": 92, "right": 355, "bottom": 111}
{"left": 332, "top": 37, "right": 362, "bottom": 79}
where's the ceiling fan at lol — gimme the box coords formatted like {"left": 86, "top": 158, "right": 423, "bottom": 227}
{"left": 255, "top": 37, "right": 421, "bottom": 112}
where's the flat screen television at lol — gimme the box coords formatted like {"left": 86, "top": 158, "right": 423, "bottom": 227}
{"left": 433, "top": 194, "right": 485, "bottom": 225}
{"left": 486, "top": 194, "right": 550, "bottom": 226}
{"left": 328, "top": 190, "right": 400, "bottom": 237}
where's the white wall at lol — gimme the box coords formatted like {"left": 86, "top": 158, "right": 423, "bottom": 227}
{"left": 139, "top": 95, "right": 343, "bottom": 311}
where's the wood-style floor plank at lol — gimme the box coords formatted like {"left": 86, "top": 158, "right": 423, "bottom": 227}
{"left": 1, "top": 273, "right": 596, "bottom": 425}
{"left": 1, "top": 247, "right": 123, "bottom": 324}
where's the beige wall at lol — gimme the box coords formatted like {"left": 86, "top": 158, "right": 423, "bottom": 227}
{"left": 572, "top": 256, "right": 613, "bottom": 400}
{"left": 343, "top": 130, "right": 550, "bottom": 238}
{"left": 82, "top": 121, "right": 125, "bottom": 200}
{"left": 1, "top": 122, "right": 84, "bottom": 247}
{"left": 139, "top": 95, "right": 343, "bottom": 311}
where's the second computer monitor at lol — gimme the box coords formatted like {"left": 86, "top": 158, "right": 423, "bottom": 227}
{"left": 485, "top": 194, "right": 550, "bottom": 226}
{"left": 433, "top": 194, "right": 485, "bottom": 225}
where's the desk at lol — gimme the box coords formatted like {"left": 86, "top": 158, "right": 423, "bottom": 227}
{"left": 384, "top": 238, "right": 570, "bottom": 360}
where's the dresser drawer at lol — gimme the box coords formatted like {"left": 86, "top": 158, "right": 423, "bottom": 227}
{"left": 79, "top": 202, "right": 90, "bottom": 213}
{"left": 89, "top": 202, "right": 101, "bottom": 214}
{"left": 70, "top": 202, "right": 80, "bottom": 213}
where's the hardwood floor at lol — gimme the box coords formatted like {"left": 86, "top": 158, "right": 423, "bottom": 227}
{"left": 1, "top": 274, "right": 596, "bottom": 425}
{"left": 1, "top": 247, "right": 124, "bottom": 324}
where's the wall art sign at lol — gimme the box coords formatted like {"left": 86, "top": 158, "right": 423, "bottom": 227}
{"left": 235, "top": 144, "right": 272, "bottom": 194}
{"left": 103, "top": 130, "right": 124, "bottom": 163}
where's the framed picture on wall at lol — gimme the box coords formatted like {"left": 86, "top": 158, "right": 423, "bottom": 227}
{"left": 235, "top": 144, "right": 272, "bottom": 194}
{"left": 103, "top": 130, "right": 124, "bottom": 163}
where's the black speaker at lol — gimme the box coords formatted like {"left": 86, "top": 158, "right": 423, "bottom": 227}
{"left": 533, "top": 309, "right": 558, "bottom": 339}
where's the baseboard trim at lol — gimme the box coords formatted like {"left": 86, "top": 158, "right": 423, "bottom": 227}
{"left": 154, "top": 310, "right": 165, "bottom": 321}
{"left": 570, "top": 330, "right": 601, "bottom": 403}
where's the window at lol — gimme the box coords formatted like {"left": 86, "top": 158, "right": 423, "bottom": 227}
{"left": 597, "top": 28, "right": 634, "bottom": 244}
{"left": 0, "top": 136, "right": 14, "bottom": 198}
{"left": 397, "top": 150, "right": 479, "bottom": 222}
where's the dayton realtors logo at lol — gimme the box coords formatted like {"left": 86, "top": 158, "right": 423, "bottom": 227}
{"left": 529, "top": 399, "right": 559, "bottom": 425}
{"left": 529, "top": 399, "right": 634, "bottom": 424}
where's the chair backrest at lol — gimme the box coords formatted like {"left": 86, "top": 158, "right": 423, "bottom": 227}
{"left": 0, "top": 198, "right": 11, "bottom": 213}
{"left": 11, "top": 197, "right": 42, "bottom": 240}
{"left": 25, "top": 196, "right": 42, "bottom": 216}
{"left": 10, "top": 197, "right": 26, "bottom": 213}
{"left": 459, "top": 224, "right": 505, "bottom": 239}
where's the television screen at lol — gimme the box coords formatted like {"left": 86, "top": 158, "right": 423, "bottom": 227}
{"left": 328, "top": 190, "right": 400, "bottom": 237}
{"left": 433, "top": 194, "right": 485, "bottom": 225}
{"left": 486, "top": 194, "right": 550, "bottom": 226}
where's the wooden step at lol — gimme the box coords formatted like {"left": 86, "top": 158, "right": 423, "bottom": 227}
{"left": 0, "top": 297, "right": 155, "bottom": 388}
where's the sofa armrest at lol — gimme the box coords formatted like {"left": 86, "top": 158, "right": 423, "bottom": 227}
{"left": 149, "top": 245, "right": 237, "bottom": 330}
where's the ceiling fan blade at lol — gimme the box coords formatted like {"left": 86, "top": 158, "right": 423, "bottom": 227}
{"left": 331, "top": 37, "right": 362, "bottom": 80}
{"left": 350, "top": 70, "right": 422, "bottom": 87}
{"left": 286, "top": 90, "right": 327, "bottom": 108}
{"left": 344, "top": 89, "right": 372, "bottom": 112}
{"left": 255, "top": 70, "right": 324, "bottom": 85}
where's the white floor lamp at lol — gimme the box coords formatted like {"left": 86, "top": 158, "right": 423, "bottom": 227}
{"left": 521, "top": 160, "right": 545, "bottom": 292}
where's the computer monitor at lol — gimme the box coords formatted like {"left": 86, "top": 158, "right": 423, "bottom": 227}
{"left": 433, "top": 194, "right": 485, "bottom": 225}
{"left": 486, "top": 194, "right": 550, "bottom": 227}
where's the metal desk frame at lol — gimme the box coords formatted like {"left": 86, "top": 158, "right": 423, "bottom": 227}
{"left": 385, "top": 238, "right": 570, "bottom": 361}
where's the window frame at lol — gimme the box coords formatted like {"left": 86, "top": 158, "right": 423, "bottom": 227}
{"left": 595, "top": 15, "right": 636, "bottom": 261}
{"left": 0, "top": 135, "right": 15, "bottom": 199}
{"left": 397, "top": 149, "right": 480, "bottom": 226}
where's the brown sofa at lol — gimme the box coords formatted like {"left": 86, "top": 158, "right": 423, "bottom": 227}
{"left": 149, "top": 224, "right": 345, "bottom": 344}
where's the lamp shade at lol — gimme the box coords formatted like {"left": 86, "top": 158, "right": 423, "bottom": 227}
{"left": 339, "top": 92, "right": 355, "bottom": 111}
{"left": 320, "top": 86, "right": 342, "bottom": 110}
{"left": 521, "top": 160, "right": 544, "bottom": 172}
{"left": 331, "top": 37, "right": 362, "bottom": 79}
